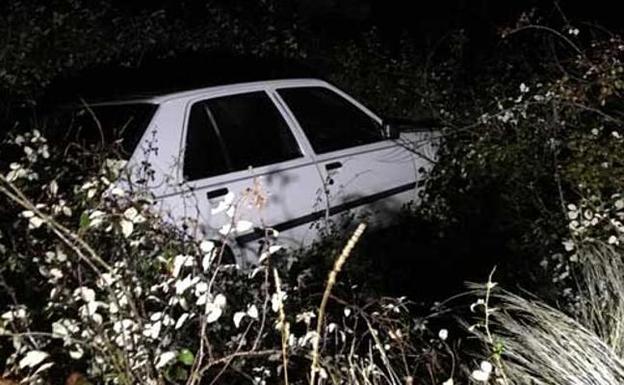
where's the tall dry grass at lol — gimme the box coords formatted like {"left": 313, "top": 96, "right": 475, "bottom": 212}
{"left": 575, "top": 242, "right": 624, "bottom": 358}
{"left": 468, "top": 241, "right": 624, "bottom": 385}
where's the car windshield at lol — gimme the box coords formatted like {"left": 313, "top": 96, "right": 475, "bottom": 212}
{"left": 44, "top": 103, "right": 158, "bottom": 159}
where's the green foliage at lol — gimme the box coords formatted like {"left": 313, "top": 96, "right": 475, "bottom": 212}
{"left": 0, "top": 125, "right": 449, "bottom": 384}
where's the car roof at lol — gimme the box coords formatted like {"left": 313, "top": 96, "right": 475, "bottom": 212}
{"left": 90, "top": 78, "right": 330, "bottom": 106}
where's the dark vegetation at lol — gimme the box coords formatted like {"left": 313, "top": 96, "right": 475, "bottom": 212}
{"left": 2, "top": 0, "right": 624, "bottom": 384}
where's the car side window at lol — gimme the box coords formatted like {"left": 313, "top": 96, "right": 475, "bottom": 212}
{"left": 277, "top": 87, "right": 383, "bottom": 154}
{"left": 183, "top": 91, "right": 302, "bottom": 181}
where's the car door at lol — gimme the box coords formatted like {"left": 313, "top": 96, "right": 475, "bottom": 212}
{"left": 274, "top": 84, "right": 420, "bottom": 226}
{"left": 170, "top": 89, "right": 326, "bottom": 263}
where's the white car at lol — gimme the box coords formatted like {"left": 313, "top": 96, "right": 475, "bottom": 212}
{"left": 58, "top": 79, "right": 439, "bottom": 265}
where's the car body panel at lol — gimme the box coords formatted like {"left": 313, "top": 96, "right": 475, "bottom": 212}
{"left": 115, "top": 79, "right": 438, "bottom": 264}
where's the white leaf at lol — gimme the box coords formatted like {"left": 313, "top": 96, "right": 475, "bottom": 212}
{"left": 212, "top": 294, "right": 225, "bottom": 308}
{"left": 247, "top": 305, "right": 259, "bottom": 320}
{"left": 120, "top": 219, "right": 133, "bottom": 238}
{"left": 19, "top": 350, "right": 49, "bottom": 369}
{"left": 1, "top": 308, "right": 26, "bottom": 321}
{"left": 143, "top": 321, "right": 162, "bottom": 339}
{"left": 298, "top": 331, "right": 319, "bottom": 347}
{"left": 296, "top": 311, "right": 316, "bottom": 324}
{"left": 162, "top": 314, "right": 175, "bottom": 327}
{"left": 471, "top": 370, "right": 490, "bottom": 382}
{"left": 175, "top": 275, "right": 197, "bottom": 295}
{"left": 202, "top": 252, "right": 214, "bottom": 271}
{"left": 111, "top": 187, "right": 126, "bottom": 197}
{"left": 233, "top": 311, "right": 246, "bottom": 328}
{"left": 271, "top": 292, "right": 285, "bottom": 313}
{"left": 49, "top": 180, "right": 59, "bottom": 196}
{"left": 268, "top": 245, "right": 283, "bottom": 254}
{"left": 91, "top": 313, "right": 103, "bottom": 325}
{"left": 480, "top": 361, "right": 493, "bottom": 373}
{"left": 200, "top": 240, "right": 214, "bottom": 253}
{"left": 52, "top": 321, "right": 68, "bottom": 338}
{"left": 22, "top": 210, "right": 35, "bottom": 219}
{"left": 69, "top": 345, "right": 84, "bottom": 360}
{"left": 196, "top": 293, "right": 208, "bottom": 306}
{"left": 220, "top": 221, "right": 254, "bottom": 235}
{"left": 223, "top": 191, "right": 235, "bottom": 205}
{"left": 155, "top": 351, "right": 177, "bottom": 369}
{"left": 259, "top": 251, "right": 270, "bottom": 263}
{"left": 123, "top": 207, "right": 138, "bottom": 221}
{"left": 172, "top": 255, "right": 185, "bottom": 278}
{"left": 76, "top": 287, "right": 96, "bottom": 303}
{"left": 195, "top": 281, "right": 208, "bottom": 295}
{"left": 49, "top": 268, "right": 63, "bottom": 279}
{"left": 175, "top": 313, "right": 190, "bottom": 330}
{"left": 150, "top": 312, "right": 163, "bottom": 321}
{"left": 248, "top": 266, "right": 263, "bottom": 279}
{"left": 205, "top": 303, "right": 223, "bottom": 323}
{"left": 442, "top": 378, "right": 453, "bottom": 385}
{"left": 259, "top": 244, "right": 283, "bottom": 263}
{"left": 235, "top": 220, "right": 253, "bottom": 233}
{"left": 34, "top": 362, "right": 54, "bottom": 375}
{"left": 172, "top": 255, "right": 193, "bottom": 278}
{"left": 29, "top": 216, "right": 44, "bottom": 229}
{"left": 218, "top": 223, "right": 232, "bottom": 236}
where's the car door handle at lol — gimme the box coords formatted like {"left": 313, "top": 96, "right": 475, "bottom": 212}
{"left": 206, "top": 187, "right": 229, "bottom": 199}
{"left": 325, "top": 161, "right": 343, "bottom": 171}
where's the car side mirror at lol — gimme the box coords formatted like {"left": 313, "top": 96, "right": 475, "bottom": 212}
{"left": 383, "top": 122, "right": 401, "bottom": 139}
{"left": 383, "top": 117, "right": 441, "bottom": 139}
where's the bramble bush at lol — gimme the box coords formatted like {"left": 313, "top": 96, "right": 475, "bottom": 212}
{"left": 325, "top": 14, "right": 624, "bottom": 384}
{"left": 418, "top": 17, "right": 624, "bottom": 385}
{"left": 0, "top": 124, "right": 455, "bottom": 384}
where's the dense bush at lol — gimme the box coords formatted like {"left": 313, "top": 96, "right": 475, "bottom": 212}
{"left": 2, "top": 2, "right": 624, "bottom": 384}
{"left": 0, "top": 127, "right": 456, "bottom": 384}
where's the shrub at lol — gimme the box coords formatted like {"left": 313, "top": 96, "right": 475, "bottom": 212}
{"left": 0, "top": 126, "right": 453, "bottom": 384}
{"left": 467, "top": 283, "right": 624, "bottom": 385}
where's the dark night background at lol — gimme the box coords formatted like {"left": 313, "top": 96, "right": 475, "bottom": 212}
{"left": 7, "top": 0, "right": 620, "bottom": 107}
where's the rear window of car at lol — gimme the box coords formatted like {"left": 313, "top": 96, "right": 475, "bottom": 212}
{"left": 44, "top": 103, "right": 158, "bottom": 159}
